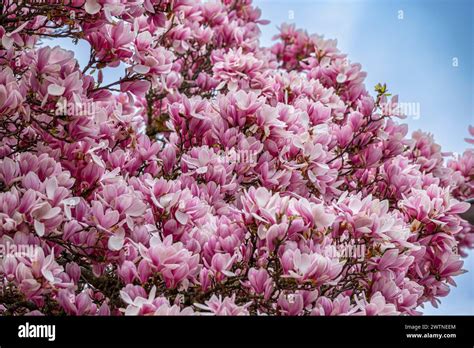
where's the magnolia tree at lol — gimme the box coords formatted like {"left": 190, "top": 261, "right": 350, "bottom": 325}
{"left": 0, "top": 0, "right": 473, "bottom": 316}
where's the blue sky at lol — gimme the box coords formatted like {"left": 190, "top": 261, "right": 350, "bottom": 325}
{"left": 43, "top": 0, "right": 474, "bottom": 314}
{"left": 253, "top": 0, "right": 474, "bottom": 314}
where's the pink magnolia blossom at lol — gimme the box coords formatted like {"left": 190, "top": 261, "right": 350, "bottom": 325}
{"left": 0, "top": 0, "right": 472, "bottom": 317}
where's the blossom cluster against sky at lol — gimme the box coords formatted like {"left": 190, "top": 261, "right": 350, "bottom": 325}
{"left": 253, "top": 0, "right": 473, "bottom": 314}
{"left": 42, "top": 0, "right": 473, "bottom": 314}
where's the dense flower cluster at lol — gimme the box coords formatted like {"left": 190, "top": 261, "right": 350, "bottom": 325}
{"left": 0, "top": 0, "right": 473, "bottom": 316}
